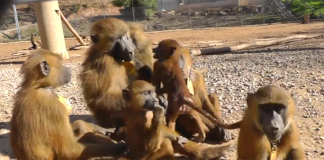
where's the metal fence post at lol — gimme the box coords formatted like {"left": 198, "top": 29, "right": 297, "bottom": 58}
{"left": 132, "top": 0, "right": 135, "bottom": 21}
{"left": 12, "top": 4, "right": 21, "bottom": 40}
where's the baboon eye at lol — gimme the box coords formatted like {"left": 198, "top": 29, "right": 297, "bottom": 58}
{"left": 274, "top": 105, "right": 285, "bottom": 113}
{"left": 143, "top": 91, "right": 150, "bottom": 95}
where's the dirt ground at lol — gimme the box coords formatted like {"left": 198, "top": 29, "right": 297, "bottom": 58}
{"left": 0, "top": 22, "right": 324, "bottom": 160}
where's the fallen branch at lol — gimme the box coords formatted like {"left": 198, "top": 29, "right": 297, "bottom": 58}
{"left": 191, "top": 34, "right": 324, "bottom": 56}
{"left": 69, "top": 44, "right": 90, "bottom": 50}
{"left": 55, "top": 10, "right": 86, "bottom": 46}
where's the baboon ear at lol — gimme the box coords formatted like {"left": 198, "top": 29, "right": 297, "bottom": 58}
{"left": 169, "top": 47, "right": 176, "bottom": 56}
{"left": 40, "top": 60, "right": 50, "bottom": 76}
{"left": 122, "top": 89, "right": 131, "bottom": 102}
{"left": 90, "top": 34, "right": 99, "bottom": 44}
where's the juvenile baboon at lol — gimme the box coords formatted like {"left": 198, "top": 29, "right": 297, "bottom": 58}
{"left": 152, "top": 39, "right": 230, "bottom": 142}
{"left": 10, "top": 49, "right": 127, "bottom": 160}
{"left": 80, "top": 18, "right": 136, "bottom": 129}
{"left": 123, "top": 80, "right": 233, "bottom": 160}
{"left": 29, "top": 33, "right": 42, "bottom": 50}
{"left": 168, "top": 39, "right": 232, "bottom": 142}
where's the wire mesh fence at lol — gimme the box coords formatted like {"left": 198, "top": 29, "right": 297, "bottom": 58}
{"left": 0, "top": 0, "right": 323, "bottom": 43}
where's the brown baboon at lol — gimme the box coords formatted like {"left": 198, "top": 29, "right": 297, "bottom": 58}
{"left": 220, "top": 85, "right": 305, "bottom": 160}
{"left": 236, "top": 85, "right": 305, "bottom": 160}
{"left": 122, "top": 80, "right": 233, "bottom": 160}
{"left": 80, "top": 18, "right": 136, "bottom": 129}
{"left": 10, "top": 49, "right": 127, "bottom": 160}
{"left": 152, "top": 39, "right": 231, "bottom": 142}
{"left": 29, "top": 33, "right": 42, "bottom": 50}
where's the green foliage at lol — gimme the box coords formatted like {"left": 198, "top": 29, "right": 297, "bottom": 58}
{"left": 283, "top": 0, "right": 324, "bottom": 17}
{"left": 82, "top": 4, "right": 89, "bottom": 9}
{"left": 72, "top": 4, "right": 81, "bottom": 13}
{"left": 112, "top": 0, "right": 157, "bottom": 18}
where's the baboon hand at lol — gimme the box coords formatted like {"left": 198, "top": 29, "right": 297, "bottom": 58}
{"left": 176, "top": 136, "right": 189, "bottom": 147}
{"left": 153, "top": 104, "right": 165, "bottom": 117}
{"left": 157, "top": 95, "right": 168, "bottom": 110}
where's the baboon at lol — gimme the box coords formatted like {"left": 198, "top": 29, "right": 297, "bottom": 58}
{"left": 123, "top": 80, "right": 233, "bottom": 160}
{"left": 29, "top": 33, "right": 42, "bottom": 50}
{"left": 80, "top": 18, "right": 136, "bottom": 129}
{"left": 162, "top": 39, "right": 231, "bottom": 142}
{"left": 152, "top": 39, "right": 232, "bottom": 142}
{"left": 223, "top": 85, "right": 305, "bottom": 160}
{"left": 10, "top": 49, "right": 127, "bottom": 160}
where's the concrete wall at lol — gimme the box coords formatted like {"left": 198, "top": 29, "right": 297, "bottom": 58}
{"left": 156, "top": 0, "right": 180, "bottom": 11}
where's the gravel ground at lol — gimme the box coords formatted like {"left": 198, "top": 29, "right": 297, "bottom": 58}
{"left": 0, "top": 23, "right": 324, "bottom": 159}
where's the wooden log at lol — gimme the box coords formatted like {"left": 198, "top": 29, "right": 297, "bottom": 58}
{"left": 55, "top": 9, "right": 86, "bottom": 46}
{"left": 191, "top": 34, "right": 323, "bottom": 56}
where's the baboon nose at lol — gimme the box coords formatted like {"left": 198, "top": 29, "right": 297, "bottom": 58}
{"left": 271, "top": 127, "right": 279, "bottom": 132}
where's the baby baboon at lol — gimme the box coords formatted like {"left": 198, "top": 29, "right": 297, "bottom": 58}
{"left": 10, "top": 49, "right": 127, "bottom": 160}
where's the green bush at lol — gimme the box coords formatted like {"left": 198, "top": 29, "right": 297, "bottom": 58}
{"left": 72, "top": 4, "right": 81, "bottom": 13}
{"left": 284, "top": 0, "right": 324, "bottom": 17}
{"left": 112, "top": 0, "right": 157, "bottom": 19}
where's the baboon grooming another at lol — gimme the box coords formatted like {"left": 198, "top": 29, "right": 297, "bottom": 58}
{"left": 123, "top": 80, "right": 233, "bottom": 160}
{"left": 10, "top": 49, "right": 127, "bottom": 160}
{"left": 224, "top": 85, "right": 305, "bottom": 160}
{"left": 80, "top": 18, "right": 136, "bottom": 128}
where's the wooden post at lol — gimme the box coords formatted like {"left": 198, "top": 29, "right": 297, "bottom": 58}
{"left": 34, "top": 0, "right": 69, "bottom": 59}
{"left": 303, "top": 14, "right": 310, "bottom": 24}
{"left": 56, "top": 10, "right": 86, "bottom": 46}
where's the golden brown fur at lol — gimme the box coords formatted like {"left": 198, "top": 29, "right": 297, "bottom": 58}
{"left": 29, "top": 33, "right": 42, "bottom": 50}
{"left": 226, "top": 85, "right": 305, "bottom": 160}
{"left": 71, "top": 120, "right": 117, "bottom": 144}
{"left": 80, "top": 18, "right": 136, "bottom": 128}
{"left": 123, "top": 80, "right": 233, "bottom": 160}
{"left": 10, "top": 49, "right": 127, "bottom": 160}
{"left": 127, "top": 22, "right": 154, "bottom": 70}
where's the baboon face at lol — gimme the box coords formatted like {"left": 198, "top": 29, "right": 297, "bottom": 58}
{"left": 111, "top": 33, "right": 135, "bottom": 62}
{"left": 39, "top": 60, "right": 72, "bottom": 87}
{"left": 90, "top": 32, "right": 136, "bottom": 62}
{"left": 152, "top": 40, "right": 178, "bottom": 60}
{"left": 152, "top": 45, "right": 176, "bottom": 60}
{"left": 122, "top": 80, "right": 158, "bottom": 109}
{"left": 259, "top": 103, "right": 287, "bottom": 141}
